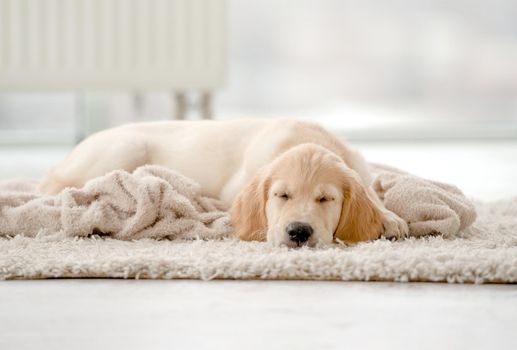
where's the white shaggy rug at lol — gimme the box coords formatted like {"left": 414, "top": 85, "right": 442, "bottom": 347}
{"left": 1, "top": 197, "right": 516, "bottom": 283}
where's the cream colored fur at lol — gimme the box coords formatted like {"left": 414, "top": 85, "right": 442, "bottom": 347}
{"left": 39, "top": 119, "right": 408, "bottom": 245}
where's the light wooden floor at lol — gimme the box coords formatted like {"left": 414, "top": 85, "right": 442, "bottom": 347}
{"left": 1, "top": 280, "right": 516, "bottom": 350}
{"left": 1, "top": 141, "right": 516, "bottom": 350}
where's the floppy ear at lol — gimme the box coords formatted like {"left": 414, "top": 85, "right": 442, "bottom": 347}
{"left": 335, "top": 173, "right": 383, "bottom": 244}
{"left": 230, "top": 170, "right": 270, "bottom": 241}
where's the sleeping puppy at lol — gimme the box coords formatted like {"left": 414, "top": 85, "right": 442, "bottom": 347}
{"left": 39, "top": 118, "right": 408, "bottom": 246}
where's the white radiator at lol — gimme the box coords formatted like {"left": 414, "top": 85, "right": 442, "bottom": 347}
{"left": 0, "top": 0, "right": 226, "bottom": 90}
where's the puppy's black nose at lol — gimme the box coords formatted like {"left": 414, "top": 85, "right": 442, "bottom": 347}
{"left": 286, "top": 222, "right": 313, "bottom": 244}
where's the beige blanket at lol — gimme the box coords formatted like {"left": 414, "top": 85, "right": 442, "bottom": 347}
{"left": 0, "top": 164, "right": 476, "bottom": 240}
{"left": 370, "top": 163, "right": 477, "bottom": 237}
{"left": 0, "top": 166, "right": 231, "bottom": 240}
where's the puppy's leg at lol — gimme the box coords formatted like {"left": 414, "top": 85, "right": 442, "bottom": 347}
{"left": 219, "top": 167, "right": 249, "bottom": 207}
{"left": 39, "top": 133, "right": 149, "bottom": 195}
{"left": 365, "top": 186, "right": 409, "bottom": 239}
{"left": 39, "top": 172, "right": 73, "bottom": 195}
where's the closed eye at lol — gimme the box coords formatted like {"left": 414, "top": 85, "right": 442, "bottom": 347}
{"left": 318, "top": 196, "right": 334, "bottom": 203}
{"left": 276, "top": 193, "right": 290, "bottom": 200}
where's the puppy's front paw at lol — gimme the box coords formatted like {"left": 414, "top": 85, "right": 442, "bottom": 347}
{"left": 381, "top": 211, "right": 409, "bottom": 239}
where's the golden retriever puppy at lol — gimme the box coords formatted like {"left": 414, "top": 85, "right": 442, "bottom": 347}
{"left": 231, "top": 143, "right": 387, "bottom": 246}
{"left": 39, "top": 119, "right": 408, "bottom": 246}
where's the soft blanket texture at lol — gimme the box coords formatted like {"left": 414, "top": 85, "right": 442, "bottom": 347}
{"left": 2, "top": 163, "right": 513, "bottom": 283}
{"left": 370, "top": 163, "right": 477, "bottom": 237}
{"left": 0, "top": 166, "right": 232, "bottom": 240}
{"left": 0, "top": 164, "right": 476, "bottom": 240}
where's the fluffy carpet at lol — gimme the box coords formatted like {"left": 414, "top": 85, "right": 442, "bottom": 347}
{"left": 1, "top": 197, "right": 516, "bottom": 283}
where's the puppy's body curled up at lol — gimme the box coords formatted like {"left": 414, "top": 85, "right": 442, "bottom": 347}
{"left": 40, "top": 119, "right": 408, "bottom": 246}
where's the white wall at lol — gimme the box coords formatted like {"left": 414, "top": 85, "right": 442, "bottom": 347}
{"left": 1, "top": 0, "right": 516, "bottom": 142}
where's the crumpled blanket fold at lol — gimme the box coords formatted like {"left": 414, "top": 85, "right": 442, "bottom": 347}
{"left": 0, "top": 166, "right": 232, "bottom": 240}
{"left": 0, "top": 164, "right": 476, "bottom": 240}
{"left": 369, "top": 163, "right": 477, "bottom": 237}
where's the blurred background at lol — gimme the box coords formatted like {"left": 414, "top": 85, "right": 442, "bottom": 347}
{"left": 1, "top": 0, "right": 516, "bottom": 199}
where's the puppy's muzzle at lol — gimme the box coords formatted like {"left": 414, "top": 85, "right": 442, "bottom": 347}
{"left": 286, "top": 221, "right": 313, "bottom": 245}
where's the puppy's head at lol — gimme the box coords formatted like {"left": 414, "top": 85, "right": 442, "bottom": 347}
{"left": 230, "top": 143, "right": 383, "bottom": 247}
